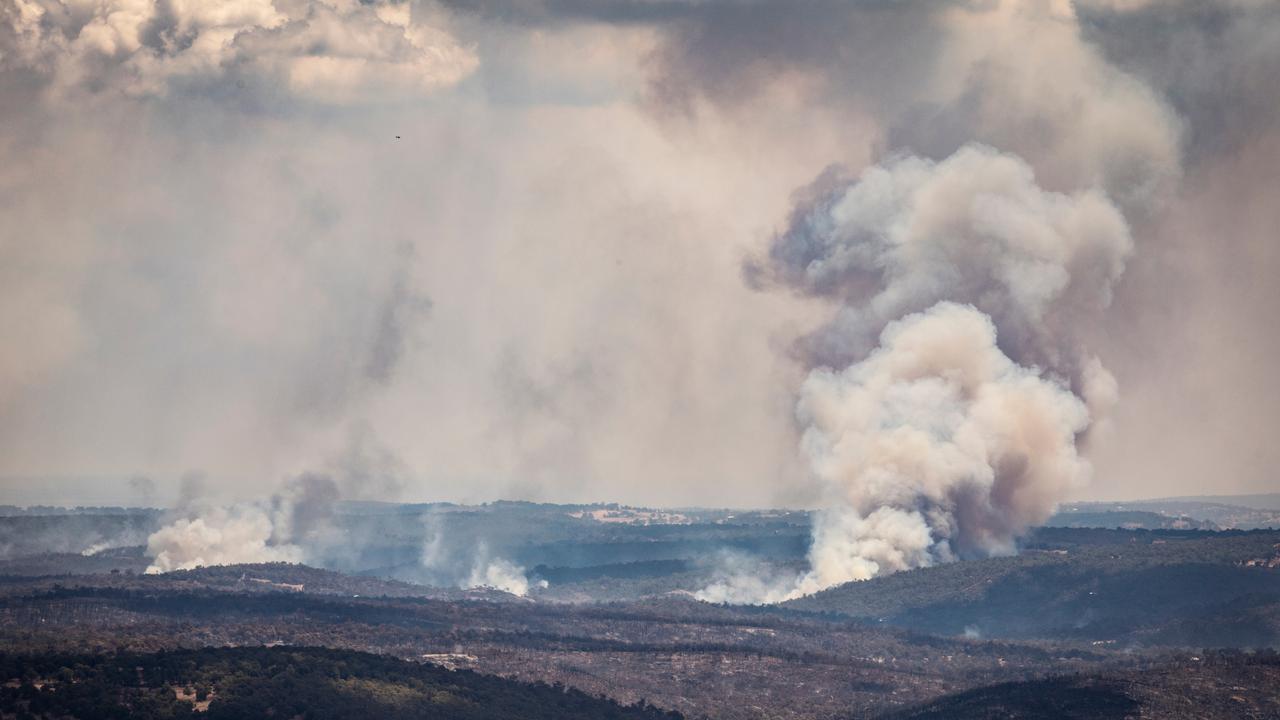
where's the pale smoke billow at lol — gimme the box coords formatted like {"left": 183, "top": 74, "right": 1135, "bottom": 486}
{"left": 465, "top": 554, "right": 531, "bottom": 597}
{"left": 703, "top": 145, "right": 1134, "bottom": 602}
{"left": 145, "top": 505, "right": 303, "bottom": 573}
{"left": 145, "top": 473, "right": 338, "bottom": 573}
{"left": 695, "top": 550, "right": 803, "bottom": 605}
{"left": 748, "top": 144, "right": 1132, "bottom": 393}
{"left": 794, "top": 303, "right": 1090, "bottom": 593}
{"left": 148, "top": 486, "right": 534, "bottom": 596}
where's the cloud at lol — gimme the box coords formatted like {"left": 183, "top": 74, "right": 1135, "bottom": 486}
{"left": 1076, "top": 0, "right": 1280, "bottom": 162}
{"left": 465, "top": 549, "right": 529, "bottom": 596}
{"left": 1, "top": 0, "right": 477, "bottom": 102}
{"left": 631, "top": 0, "right": 1182, "bottom": 214}
{"left": 144, "top": 471, "right": 338, "bottom": 572}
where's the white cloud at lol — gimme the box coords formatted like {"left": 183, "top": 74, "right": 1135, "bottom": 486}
{"left": 1, "top": 0, "right": 477, "bottom": 101}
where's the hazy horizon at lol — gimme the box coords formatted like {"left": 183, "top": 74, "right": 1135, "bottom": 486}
{"left": 3, "top": 474, "right": 1278, "bottom": 512}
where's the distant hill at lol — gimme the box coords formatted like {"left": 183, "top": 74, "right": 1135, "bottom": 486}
{"left": 0, "top": 573, "right": 1125, "bottom": 720}
{"left": 876, "top": 652, "right": 1280, "bottom": 720}
{"left": 0, "top": 646, "right": 681, "bottom": 720}
{"left": 784, "top": 529, "right": 1280, "bottom": 647}
{"left": 1053, "top": 500, "right": 1280, "bottom": 530}
{"left": 0, "top": 512, "right": 161, "bottom": 559}
{"left": 1151, "top": 494, "right": 1280, "bottom": 511}
{"left": 1045, "top": 509, "right": 1217, "bottom": 530}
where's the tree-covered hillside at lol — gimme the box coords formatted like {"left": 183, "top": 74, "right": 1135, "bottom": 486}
{"left": 784, "top": 530, "right": 1280, "bottom": 646}
{"left": 877, "top": 651, "right": 1280, "bottom": 719}
{"left": 0, "top": 646, "right": 682, "bottom": 720}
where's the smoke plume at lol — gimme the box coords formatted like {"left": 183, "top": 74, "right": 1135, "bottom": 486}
{"left": 145, "top": 473, "right": 339, "bottom": 572}
{"left": 748, "top": 144, "right": 1132, "bottom": 390}
{"left": 720, "top": 143, "right": 1136, "bottom": 600}
{"left": 419, "top": 513, "right": 532, "bottom": 596}
{"left": 464, "top": 549, "right": 530, "bottom": 597}
{"left": 794, "top": 303, "right": 1090, "bottom": 592}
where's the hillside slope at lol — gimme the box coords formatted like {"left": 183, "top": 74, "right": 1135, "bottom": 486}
{"left": 0, "top": 646, "right": 681, "bottom": 720}
{"left": 784, "top": 530, "right": 1280, "bottom": 646}
{"left": 878, "top": 652, "right": 1280, "bottom": 719}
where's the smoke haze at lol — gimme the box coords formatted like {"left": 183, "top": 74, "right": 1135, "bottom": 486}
{"left": 145, "top": 472, "right": 339, "bottom": 572}
{"left": 2, "top": 0, "right": 1278, "bottom": 588}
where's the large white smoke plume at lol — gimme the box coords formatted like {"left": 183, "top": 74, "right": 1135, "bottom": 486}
{"left": 794, "top": 303, "right": 1090, "bottom": 592}
{"left": 706, "top": 144, "right": 1135, "bottom": 601}
{"left": 748, "top": 144, "right": 1132, "bottom": 394}
{"left": 145, "top": 473, "right": 339, "bottom": 573}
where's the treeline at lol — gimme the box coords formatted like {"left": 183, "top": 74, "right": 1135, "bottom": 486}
{"left": 0, "top": 646, "right": 684, "bottom": 720}
{"left": 878, "top": 650, "right": 1280, "bottom": 720}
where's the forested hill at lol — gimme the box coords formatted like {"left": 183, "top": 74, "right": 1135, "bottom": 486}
{"left": 0, "top": 646, "right": 683, "bottom": 720}
{"left": 876, "top": 651, "right": 1280, "bottom": 720}
{"left": 784, "top": 529, "right": 1280, "bottom": 646}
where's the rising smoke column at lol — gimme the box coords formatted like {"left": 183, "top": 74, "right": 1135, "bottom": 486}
{"left": 145, "top": 473, "right": 339, "bottom": 573}
{"left": 419, "top": 512, "right": 533, "bottom": 596}
{"left": 794, "top": 303, "right": 1090, "bottom": 592}
{"left": 737, "top": 143, "right": 1134, "bottom": 599}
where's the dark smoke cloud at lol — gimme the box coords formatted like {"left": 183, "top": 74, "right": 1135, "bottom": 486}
{"left": 1063, "top": 0, "right": 1280, "bottom": 499}
{"left": 450, "top": 0, "right": 948, "bottom": 117}
{"left": 649, "top": 1, "right": 1180, "bottom": 208}
{"left": 646, "top": 2, "right": 945, "bottom": 119}
{"left": 708, "top": 141, "right": 1133, "bottom": 600}
{"left": 1076, "top": 0, "right": 1280, "bottom": 162}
